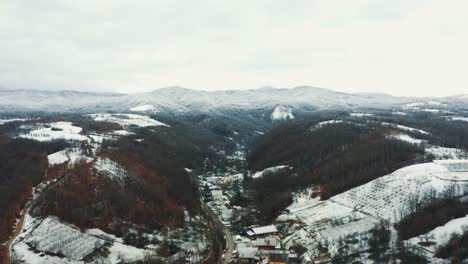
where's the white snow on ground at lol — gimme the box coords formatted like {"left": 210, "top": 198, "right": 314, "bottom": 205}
{"left": 402, "top": 101, "right": 446, "bottom": 110}
{"left": 12, "top": 214, "right": 149, "bottom": 264}
{"left": 278, "top": 161, "right": 468, "bottom": 257}
{"left": 22, "top": 217, "right": 106, "bottom": 260}
{"left": 426, "top": 146, "right": 467, "bottom": 159}
{"left": 112, "top": 129, "right": 135, "bottom": 136}
{"left": 252, "top": 165, "right": 290, "bottom": 179}
{"left": 407, "top": 214, "right": 468, "bottom": 253}
{"left": 381, "top": 122, "right": 430, "bottom": 135}
{"left": 422, "top": 108, "right": 441, "bottom": 113}
{"left": 447, "top": 116, "right": 468, "bottom": 122}
{"left": 13, "top": 242, "right": 83, "bottom": 264}
{"left": 333, "top": 162, "right": 468, "bottom": 221}
{"left": 89, "top": 113, "right": 167, "bottom": 127}
{"left": 130, "top": 104, "right": 157, "bottom": 112}
{"left": 271, "top": 105, "right": 294, "bottom": 120}
{"left": 19, "top": 122, "right": 89, "bottom": 142}
{"left": 88, "top": 134, "right": 115, "bottom": 144}
{"left": 402, "top": 102, "right": 425, "bottom": 109}
{"left": 350, "top": 112, "right": 373, "bottom": 117}
{"left": 0, "top": 118, "right": 28, "bottom": 124}
{"left": 94, "top": 157, "right": 128, "bottom": 182}
{"left": 86, "top": 229, "right": 147, "bottom": 263}
{"left": 388, "top": 133, "right": 425, "bottom": 144}
{"left": 315, "top": 120, "right": 343, "bottom": 128}
{"left": 48, "top": 148, "right": 92, "bottom": 166}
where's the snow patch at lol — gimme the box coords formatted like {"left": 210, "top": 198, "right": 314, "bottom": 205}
{"left": 388, "top": 133, "right": 424, "bottom": 144}
{"left": 381, "top": 122, "right": 430, "bottom": 135}
{"left": 0, "top": 118, "right": 28, "bottom": 124}
{"left": 315, "top": 120, "right": 343, "bottom": 128}
{"left": 252, "top": 165, "right": 290, "bottom": 179}
{"left": 130, "top": 104, "right": 157, "bottom": 112}
{"left": 89, "top": 113, "right": 167, "bottom": 127}
{"left": 350, "top": 112, "right": 373, "bottom": 117}
{"left": 48, "top": 148, "right": 92, "bottom": 166}
{"left": 94, "top": 157, "right": 128, "bottom": 182}
{"left": 407, "top": 214, "right": 468, "bottom": 253}
{"left": 447, "top": 116, "right": 468, "bottom": 122}
{"left": 271, "top": 105, "right": 294, "bottom": 121}
{"left": 426, "top": 146, "right": 467, "bottom": 159}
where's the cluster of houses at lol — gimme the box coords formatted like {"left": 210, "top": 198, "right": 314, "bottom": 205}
{"left": 237, "top": 225, "right": 298, "bottom": 264}
{"left": 236, "top": 225, "right": 332, "bottom": 264}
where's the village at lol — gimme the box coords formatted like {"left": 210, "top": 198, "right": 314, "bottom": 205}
{"left": 198, "top": 152, "right": 333, "bottom": 264}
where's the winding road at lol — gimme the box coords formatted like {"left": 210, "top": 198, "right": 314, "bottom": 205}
{"left": 3, "top": 203, "right": 29, "bottom": 264}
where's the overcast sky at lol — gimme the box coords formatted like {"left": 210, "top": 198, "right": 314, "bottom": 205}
{"left": 1, "top": 0, "right": 467, "bottom": 97}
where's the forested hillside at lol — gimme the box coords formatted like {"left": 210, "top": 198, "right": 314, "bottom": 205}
{"left": 34, "top": 120, "right": 229, "bottom": 239}
{"left": 248, "top": 116, "right": 425, "bottom": 221}
{"left": 0, "top": 121, "right": 68, "bottom": 259}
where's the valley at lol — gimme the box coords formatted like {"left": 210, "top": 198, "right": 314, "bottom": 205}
{"left": 1, "top": 89, "right": 468, "bottom": 263}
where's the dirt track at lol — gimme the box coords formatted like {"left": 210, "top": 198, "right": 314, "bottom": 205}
{"left": 3, "top": 204, "right": 29, "bottom": 264}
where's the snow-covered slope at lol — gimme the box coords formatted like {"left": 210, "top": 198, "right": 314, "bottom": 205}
{"left": 252, "top": 165, "right": 290, "bottom": 179}
{"left": 88, "top": 113, "right": 168, "bottom": 127}
{"left": 130, "top": 104, "right": 158, "bottom": 112}
{"left": 270, "top": 105, "right": 294, "bottom": 120}
{"left": 278, "top": 160, "right": 468, "bottom": 257}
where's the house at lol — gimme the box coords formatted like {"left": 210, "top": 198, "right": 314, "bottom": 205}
{"left": 257, "top": 250, "right": 290, "bottom": 264}
{"left": 288, "top": 253, "right": 299, "bottom": 264}
{"left": 312, "top": 256, "right": 332, "bottom": 264}
{"left": 256, "top": 236, "right": 281, "bottom": 250}
{"left": 238, "top": 247, "right": 259, "bottom": 264}
{"left": 249, "top": 225, "right": 279, "bottom": 238}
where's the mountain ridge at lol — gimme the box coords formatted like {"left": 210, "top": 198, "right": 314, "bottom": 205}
{"left": 0, "top": 86, "right": 466, "bottom": 113}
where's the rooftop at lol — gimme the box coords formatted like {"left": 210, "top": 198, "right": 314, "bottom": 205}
{"left": 251, "top": 225, "right": 278, "bottom": 236}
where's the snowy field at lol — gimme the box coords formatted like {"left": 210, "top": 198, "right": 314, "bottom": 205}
{"left": 12, "top": 215, "right": 149, "bottom": 264}
{"left": 278, "top": 161, "right": 468, "bottom": 257}
{"left": 19, "top": 122, "right": 89, "bottom": 142}
{"left": 13, "top": 216, "right": 106, "bottom": 263}
{"left": 48, "top": 148, "right": 92, "bottom": 166}
{"left": 23, "top": 217, "right": 106, "bottom": 260}
{"left": 89, "top": 113, "right": 167, "bottom": 127}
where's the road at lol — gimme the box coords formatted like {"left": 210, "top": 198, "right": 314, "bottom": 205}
{"left": 3, "top": 171, "right": 68, "bottom": 264}
{"left": 200, "top": 199, "right": 235, "bottom": 264}
{"left": 3, "top": 203, "right": 29, "bottom": 264}
{"left": 222, "top": 226, "right": 235, "bottom": 264}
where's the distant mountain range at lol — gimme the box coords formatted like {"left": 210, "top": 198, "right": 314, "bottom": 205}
{"left": 0, "top": 86, "right": 466, "bottom": 114}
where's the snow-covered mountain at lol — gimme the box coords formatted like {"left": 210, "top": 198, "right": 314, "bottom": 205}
{"left": 0, "top": 86, "right": 465, "bottom": 113}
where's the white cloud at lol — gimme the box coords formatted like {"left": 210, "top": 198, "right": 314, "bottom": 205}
{"left": 1, "top": 0, "right": 467, "bottom": 97}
